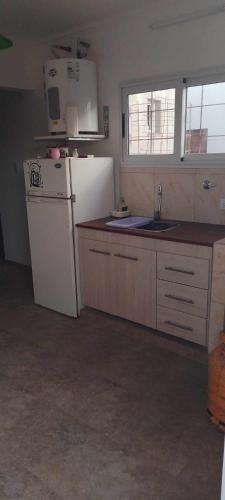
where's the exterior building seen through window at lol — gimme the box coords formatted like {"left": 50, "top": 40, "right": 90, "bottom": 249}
{"left": 128, "top": 89, "right": 175, "bottom": 155}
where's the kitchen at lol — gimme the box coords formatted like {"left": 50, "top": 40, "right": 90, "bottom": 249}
{"left": 0, "top": 1, "right": 225, "bottom": 499}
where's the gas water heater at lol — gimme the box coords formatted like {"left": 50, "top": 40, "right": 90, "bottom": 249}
{"left": 44, "top": 58, "right": 98, "bottom": 134}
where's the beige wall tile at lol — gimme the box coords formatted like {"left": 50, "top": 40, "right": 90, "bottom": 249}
{"left": 154, "top": 173, "right": 195, "bottom": 221}
{"left": 194, "top": 173, "right": 225, "bottom": 224}
{"left": 120, "top": 167, "right": 225, "bottom": 225}
{"left": 120, "top": 171, "right": 154, "bottom": 216}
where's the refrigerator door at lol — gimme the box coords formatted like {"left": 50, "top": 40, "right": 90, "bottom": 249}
{"left": 70, "top": 157, "right": 114, "bottom": 223}
{"left": 69, "top": 157, "right": 114, "bottom": 313}
{"left": 26, "top": 196, "right": 77, "bottom": 317}
{"left": 24, "top": 158, "right": 71, "bottom": 198}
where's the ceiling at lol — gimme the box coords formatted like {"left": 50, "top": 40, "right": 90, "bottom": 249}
{"left": 0, "top": 0, "right": 152, "bottom": 41}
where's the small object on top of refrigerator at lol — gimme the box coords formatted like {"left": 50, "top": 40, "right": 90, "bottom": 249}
{"left": 48, "top": 147, "right": 60, "bottom": 159}
{"left": 72, "top": 148, "right": 79, "bottom": 158}
{"left": 60, "top": 147, "right": 69, "bottom": 158}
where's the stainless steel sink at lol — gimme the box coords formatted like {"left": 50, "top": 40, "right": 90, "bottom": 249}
{"left": 135, "top": 220, "right": 179, "bottom": 232}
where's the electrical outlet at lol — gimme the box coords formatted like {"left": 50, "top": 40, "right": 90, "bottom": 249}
{"left": 220, "top": 198, "right": 225, "bottom": 210}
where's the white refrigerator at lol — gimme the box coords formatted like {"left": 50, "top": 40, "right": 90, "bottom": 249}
{"left": 24, "top": 157, "right": 114, "bottom": 317}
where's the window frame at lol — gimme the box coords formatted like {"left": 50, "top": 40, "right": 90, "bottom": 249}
{"left": 121, "top": 70, "right": 225, "bottom": 166}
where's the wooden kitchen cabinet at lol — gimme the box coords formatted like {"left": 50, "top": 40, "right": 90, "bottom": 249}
{"left": 79, "top": 238, "right": 114, "bottom": 314}
{"left": 78, "top": 227, "right": 213, "bottom": 347}
{"left": 111, "top": 243, "right": 156, "bottom": 327}
{"left": 79, "top": 237, "right": 156, "bottom": 328}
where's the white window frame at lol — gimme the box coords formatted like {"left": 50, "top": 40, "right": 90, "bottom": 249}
{"left": 121, "top": 70, "right": 225, "bottom": 166}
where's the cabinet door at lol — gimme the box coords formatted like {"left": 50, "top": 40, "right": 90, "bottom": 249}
{"left": 79, "top": 238, "right": 114, "bottom": 313}
{"left": 111, "top": 244, "right": 156, "bottom": 328}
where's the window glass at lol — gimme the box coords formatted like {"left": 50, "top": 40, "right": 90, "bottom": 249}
{"left": 185, "top": 82, "right": 225, "bottom": 154}
{"left": 128, "top": 88, "right": 175, "bottom": 155}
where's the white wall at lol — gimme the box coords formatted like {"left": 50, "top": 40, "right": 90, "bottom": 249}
{"left": 0, "top": 41, "right": 41, "bottom": 90}
{"left": 0, "top": 42, "right": 51, "bottom": 265}
{"left": 0, "top": 90, "right": 45, "bottom": 264}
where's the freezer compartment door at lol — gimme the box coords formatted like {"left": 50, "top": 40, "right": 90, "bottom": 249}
{"left": 70, "top": 157, "right": 114, "bottom": 223}
{"left": 26, "top": 196, "right": 77, "bottom": 317}
{"left": 24, "top": 158, "right": 71, "bottom": 198}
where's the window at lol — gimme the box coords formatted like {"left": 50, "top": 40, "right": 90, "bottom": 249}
{"left": 184, "top": 81, "right": 225, "bottom": 155}
{"left": 128, "top": 90, "right": 175, "bottom": 155}
{"left": 122, "top": 73, "right": 225, "bottom": 164}
{"left": 126, "top": 87, "right": 176, "bottom": 157}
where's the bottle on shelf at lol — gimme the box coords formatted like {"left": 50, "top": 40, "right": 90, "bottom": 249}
{"left": 119, "top": 197, "right": 128, "bottom": 212}
{"left": 72, "top": 148, "right": 79, "bottom": 158}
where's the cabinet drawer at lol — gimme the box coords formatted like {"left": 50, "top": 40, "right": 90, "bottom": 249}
{"left": 157, "top": 280, "right": 208, "bottom": 318}
{"left": 157, "top": 306, "right": 207, "bottom": 345}
{"left": 157, "top": 252, "right": 209, "bottom": 289}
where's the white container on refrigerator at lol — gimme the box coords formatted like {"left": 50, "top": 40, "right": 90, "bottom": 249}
{"left": 24, "top": 157, "right": 114, "bottom": 317}
{"left": 44, "top": 58, "right": 98, "bottom": 134}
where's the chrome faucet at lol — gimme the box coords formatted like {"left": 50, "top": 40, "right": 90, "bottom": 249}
{"left": 154, "top": 184, "right": 162, "bottom": 220}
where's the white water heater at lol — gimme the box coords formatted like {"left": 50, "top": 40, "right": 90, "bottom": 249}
{"left": 44, "top": 58, "right": 98, "bottom": 134}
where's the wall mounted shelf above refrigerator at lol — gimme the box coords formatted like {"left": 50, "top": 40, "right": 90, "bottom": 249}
{"left": 34, "top": 134, "right": 105, "bottom": 142}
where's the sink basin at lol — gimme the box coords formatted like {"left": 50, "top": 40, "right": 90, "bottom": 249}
{"left": 135, "top": 220, "right": 179, "bottom": 232}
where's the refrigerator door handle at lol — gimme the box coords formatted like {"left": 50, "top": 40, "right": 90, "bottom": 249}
{"left": 26, "top": 196, "right": 68, "bottom": 205}
{"left": 27, "top": 196, "right": 41, "bottom": 203}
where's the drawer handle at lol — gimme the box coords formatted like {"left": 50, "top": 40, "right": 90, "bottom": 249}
{"left": 164, "top": 320, "right": 193, "bottom": 332}
{"left": 165, "top": 266, "right": 195, "bottom": 276}
{"left": 114, "top": 253, "right": 138, "bottom": 261}
{"left": 89, "top": 249, "right": 111, "bottom": 256}
{"left": 165, "top": 294, "right": 194, "bottom": 305}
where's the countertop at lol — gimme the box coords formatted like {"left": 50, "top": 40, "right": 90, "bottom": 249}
{"left": 76, "top": 217, "right": 225, "bottom": 247}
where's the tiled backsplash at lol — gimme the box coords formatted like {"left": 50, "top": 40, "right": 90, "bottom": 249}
{"left": 120, "top": 166, "right": 225, "bottom": 225}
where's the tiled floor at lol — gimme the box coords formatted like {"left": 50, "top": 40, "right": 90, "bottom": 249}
{"left": 0, "top": 262, "right": 223, "bottom": 499}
